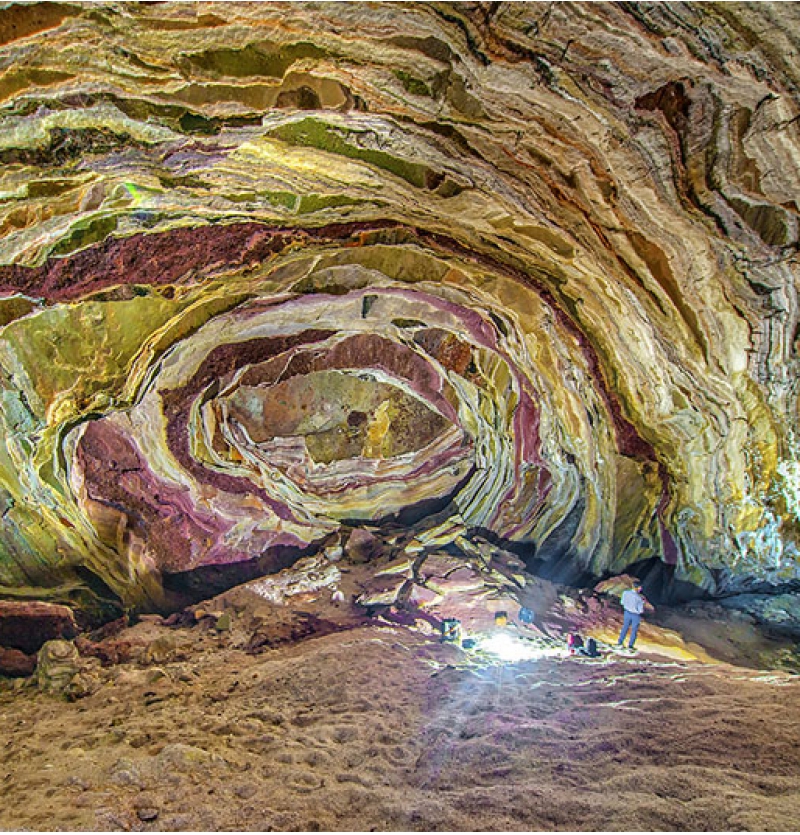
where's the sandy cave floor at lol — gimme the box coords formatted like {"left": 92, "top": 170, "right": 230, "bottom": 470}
{"left": 1, "top": 614, "right": 800, "bottom": 832}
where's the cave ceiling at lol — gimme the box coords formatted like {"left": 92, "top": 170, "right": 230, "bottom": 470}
{"left": 1, "top": 1, "right": 800, "bottom": 618}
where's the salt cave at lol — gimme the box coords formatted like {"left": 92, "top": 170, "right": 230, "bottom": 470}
{"left": 1, "top": 2, "right": 800, "bottom": 832}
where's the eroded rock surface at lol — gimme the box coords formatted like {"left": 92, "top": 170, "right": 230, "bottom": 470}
{"left": 0, "top": 3, "right": 800, "bottom": 620}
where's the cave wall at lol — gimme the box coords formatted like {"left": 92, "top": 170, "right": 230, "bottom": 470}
{"left": 1, "top": 1, "right": 799, "bottom": 614}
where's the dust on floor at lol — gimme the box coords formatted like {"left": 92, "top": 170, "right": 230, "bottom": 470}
{"left": 1, "top": 619, "right": 800, "bottom": 832}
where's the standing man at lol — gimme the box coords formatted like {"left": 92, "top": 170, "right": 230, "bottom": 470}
{"left": 617, "top": 581, "right": 647, "bottom": 652}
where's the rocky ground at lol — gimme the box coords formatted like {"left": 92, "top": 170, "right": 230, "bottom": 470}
{"left": 2, "top": 554, "right": 800, "bottom": 832}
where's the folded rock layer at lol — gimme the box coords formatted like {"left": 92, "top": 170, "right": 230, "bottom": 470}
{"left": 0, "top": 2, "right": 799, "bottom": 616}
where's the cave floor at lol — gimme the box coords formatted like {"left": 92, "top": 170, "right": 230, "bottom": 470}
{"left": 1, "top": 618, "right": 799, "bottom": 832}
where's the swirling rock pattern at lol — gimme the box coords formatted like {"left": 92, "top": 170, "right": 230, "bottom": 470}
{"left": 1, "top": 2, "right": 800, "bottom": 616}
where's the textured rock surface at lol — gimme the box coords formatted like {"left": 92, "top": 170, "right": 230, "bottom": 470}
{"left": 3, "top": 607, "right": 800, "bottom": 831}
{"left": 0, "top": 599, "right": 79, "bottom": 653}
{"left": 0, "top": 646, "right": 36, "bottom": 677}
{"left": 1, "top": 3, "right": 800, "bottom": 617}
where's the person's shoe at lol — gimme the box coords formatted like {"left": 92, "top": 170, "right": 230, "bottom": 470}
{"left": 625, "top": 646, "right": 637, "bottom": 653}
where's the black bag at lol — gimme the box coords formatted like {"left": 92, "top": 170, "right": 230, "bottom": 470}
{"left": 582, "top": 637, "right": 600, "bottom": 657}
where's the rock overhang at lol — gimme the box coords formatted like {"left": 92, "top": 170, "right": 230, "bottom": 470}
{"left": 0, "top": 2, "right": 799, "bottom": 620}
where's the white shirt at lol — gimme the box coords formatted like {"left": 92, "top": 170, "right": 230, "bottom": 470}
{"left": 621, "top": 589, "right": 645, "bottom": 615}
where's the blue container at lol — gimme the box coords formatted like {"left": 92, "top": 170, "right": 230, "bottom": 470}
{"left": 441, "top": 618, "right": 462, "bottom": 643}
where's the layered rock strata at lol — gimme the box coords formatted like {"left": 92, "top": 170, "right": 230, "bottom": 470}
{"left": 0, "top": 2, "right": 800, "bottom": 618}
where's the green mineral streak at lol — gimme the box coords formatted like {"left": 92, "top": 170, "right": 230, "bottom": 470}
{"left": 48, "top": 214, "right": 120, "bottom": 257}
{"left": 178, "top": 111, "right": 219, "bottom": 135}
{"left": 262, "top": 190, "right": 298, "bottom": 210}
{"left": 123, "top": 182, "right": 142, "bottom": 203}
{"left": 0, "top": 295, "right": 183, "bottom": 424}
{"left": 158, "top": 173, "right": 207, "bottom": 190}
{"left": 225, "top": 191, "right": 258, "bottom": 204}
{"left": 226, "top": 191, "right": 367, "bottom": 214}
{"left": 0, "top": 500, "right": 70, "bottom": 587}
{"left": 393, "top": 70, "right": 432, "bottom": 97}
{"left": 0, "top": 582, "right": 80, "bottom": 602}
{"left": 0, "top": 69, "right": 74, "bottom": 103}
{"left": 26, "top": 178, "right": 79, "bottom": 199}
{"left": 186, "top": 42, "right": 329, "bottom": 79}
{"left": 297, "top": 193, "right": 364, "bottom": 213}
{"left": 220, "top": 190, "right": 297, "bottom": 209}
{"left": 269, "top": 117, "right": 430, "bottom": 189}
{"left": 392, "top": 318, "right": 427, "bottom": 329}
{"left": 0, "top": 297, "right": 36, "bottom": 328}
